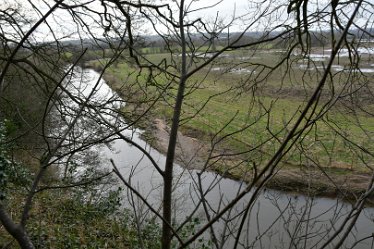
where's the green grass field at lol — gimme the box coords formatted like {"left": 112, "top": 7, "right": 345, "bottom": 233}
{"left": 88, "top": 47, "right": 374, "bottom": 175}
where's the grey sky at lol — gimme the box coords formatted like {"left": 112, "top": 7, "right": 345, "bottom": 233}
{"left": 2, "top": 0, "right": 373, "bottom": 41}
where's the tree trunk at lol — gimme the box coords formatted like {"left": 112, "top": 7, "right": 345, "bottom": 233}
{"left": 0, "top": 205, "right": 35, "bottom": 249}
{"left": 161, "top": 1, "right": 187, "bottom": 248}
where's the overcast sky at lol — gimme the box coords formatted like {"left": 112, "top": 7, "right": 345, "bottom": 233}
{"left": 21, "top": 0, "right": 260, "bottom": 40}
{"left": 2, "top": 0, "right": 372, "bottom": 41}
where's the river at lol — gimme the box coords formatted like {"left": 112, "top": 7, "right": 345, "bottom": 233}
{"left": 63, "top": 67, "right": 374, "bottom": 249}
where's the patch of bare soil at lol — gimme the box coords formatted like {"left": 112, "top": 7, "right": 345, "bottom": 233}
{"left": 150, "top": 119, "right": 207, "bottom": 170}
{"left": 265, "top": 167, "right": 373, "bottom": 201}
{"left": 149, "top": 118, "right": 374, "bottom": 203}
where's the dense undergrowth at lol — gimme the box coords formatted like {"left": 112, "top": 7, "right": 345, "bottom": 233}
{"left": 0, "top": 108, "right": 165, "bottom": 249}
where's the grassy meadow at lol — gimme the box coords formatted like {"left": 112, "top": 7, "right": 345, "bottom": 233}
{"left": 86, "top": 46, "right": 374, "bottom": 194}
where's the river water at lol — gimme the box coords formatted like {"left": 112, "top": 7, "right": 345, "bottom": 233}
{"left": 64, "top": 67, "right": 374, "bottom": 249}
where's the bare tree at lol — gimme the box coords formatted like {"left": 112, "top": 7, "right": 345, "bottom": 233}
{"left": 0, "top": 0, "right": 374, "bottom": 248}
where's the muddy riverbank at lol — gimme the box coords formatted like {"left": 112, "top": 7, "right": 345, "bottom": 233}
{"left": 146, "top": 118, "right": 374, "bottom": 203}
